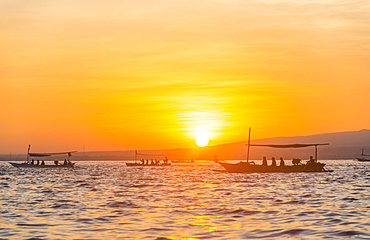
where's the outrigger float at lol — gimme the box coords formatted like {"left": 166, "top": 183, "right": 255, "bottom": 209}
{"left": 9, "top": 145, "right": 77, "bottom": 168}
{"left": 218, "top": 129, "right": 332, "bottom": 173}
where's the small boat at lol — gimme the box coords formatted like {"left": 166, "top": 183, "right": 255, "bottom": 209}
{"left": 171, "top": 159, "right": 194, "bottom": 163}
{"left": 125, "top": 162, "right": 171, "bottom": 167}
{"left": 9, "top": 145, "right": 77, "bottom": 168}
{"left": 218, "top": 159, "right": 328, "bottom": 173}
{"left": 126, "top": 151, "right": 171, "bottom": 166}
{"left": 218, "top": 128, "right": 332, "bottom": 173}
{"left": 356, "top": 149, "right": 370, "bottom": 162}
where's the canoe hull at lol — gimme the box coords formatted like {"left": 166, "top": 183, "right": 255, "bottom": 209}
{"left": 9, "top": 162, "right": 75, "bottom": 168}
{"left": 218, "top": 161, "right": 327, "bottom": 173}
{"left": 357, "top": 158, "right": 370, "bottom": 162}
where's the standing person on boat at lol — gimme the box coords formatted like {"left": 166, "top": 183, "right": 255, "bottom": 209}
{"left": 262, "top": 156, "right": 267, "bottom": 166}
{"left": 31, "top": 159, "right": 34, "bottom": 165}
{"left": 41, "top": 160, "right": 45, "bottom": 165}
{"left": 279, "top": 157, "right": 285, "bottom": 167}
{"left": 63, "top": 159, "right": 68, "bottom": 165}
{"left": 271, "top": 157, "right": 277, "bottom": 167}
{"left": 36, "top": 159, "right": 40, "bottom": 165}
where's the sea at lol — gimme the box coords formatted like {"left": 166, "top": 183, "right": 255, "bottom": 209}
{"left": 1, "top": 160, "right": 370, "bottom": 239}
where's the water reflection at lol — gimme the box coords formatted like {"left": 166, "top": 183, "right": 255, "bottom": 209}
{"left": 1, "top": 161, "right": 370, "bottom": 239}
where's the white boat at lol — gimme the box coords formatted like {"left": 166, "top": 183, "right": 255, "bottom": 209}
{"left": 357, "top": 149, "right": 370, "bottom": 162}
{"left": 9, "top": 145, "right": 77, "bottom": 168}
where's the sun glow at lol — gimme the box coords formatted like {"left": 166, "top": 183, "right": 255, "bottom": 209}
{"left": 179, "top": 110, "right": 229, "bottom": 148}
{"left": 195, "top": 132, "right": 210, "bottom": 147}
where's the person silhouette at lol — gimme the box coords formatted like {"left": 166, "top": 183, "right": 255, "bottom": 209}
{"left": 262, "top": 156, "right": 267, "bottom": 166}
{"left": 279, "top": 157, "right": 285, "bottom": 167}
{"left": 271, "top": 157, "right": 276, "bottom": 167}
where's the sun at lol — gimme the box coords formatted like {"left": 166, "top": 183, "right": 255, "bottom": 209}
{"left": 195, "top": 133, "right": 209, "bottom": 147}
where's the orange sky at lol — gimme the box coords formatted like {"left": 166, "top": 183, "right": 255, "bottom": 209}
{"left": 1, "top": 0, "right": 370, "bottom": 154}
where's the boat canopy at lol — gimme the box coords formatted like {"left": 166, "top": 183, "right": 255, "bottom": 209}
{"left": 248, "top": 143, "right": 329, "bottom": 148}
{"left": 246, "top": 143, "right": 329, "bottom": 161}
{"left": 29, "top": 151, "right": 77, "bottom": 157}
{"left": 243, "top": 128, "right": 329, "bottom": 162}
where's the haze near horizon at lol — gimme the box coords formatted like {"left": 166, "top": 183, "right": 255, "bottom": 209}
{"left": 1, "top": 0, "right": 370, "bottom": 154}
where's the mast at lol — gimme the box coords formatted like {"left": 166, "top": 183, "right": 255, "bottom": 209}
{"left": 26, "top": 144, "right": 31, "bottom": 163}
{"left": 246, "top": 127, "right": 251, "bottom": 162}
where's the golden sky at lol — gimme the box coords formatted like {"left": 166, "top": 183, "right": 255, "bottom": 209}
{"left": 1, "top": 0, "right": 370, "bottom": 154}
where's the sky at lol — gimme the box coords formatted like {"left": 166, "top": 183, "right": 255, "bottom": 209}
{"left": 1, "top": 0, "right": 370, "bottom": 154}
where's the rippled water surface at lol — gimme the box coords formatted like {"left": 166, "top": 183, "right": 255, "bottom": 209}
{"left": 1, "top": 160, "right": 370, "bottom": 239}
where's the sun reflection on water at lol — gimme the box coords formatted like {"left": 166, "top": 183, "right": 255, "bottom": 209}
{"left": 190, "top": 215, "right": 211, "bottom": 226}
{"left": 2, "top": 161, "right": 370, "bottom": 239}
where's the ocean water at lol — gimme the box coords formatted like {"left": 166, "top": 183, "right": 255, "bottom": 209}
{"left": 1, "top": 160, "right": 370, "bottom": 239}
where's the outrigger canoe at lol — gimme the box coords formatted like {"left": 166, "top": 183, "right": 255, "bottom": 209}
{"left": 126, "top": 150, "right": 171, "bottom": 166}
{"left": 9, "top": 145, "right": 77, "bottom": 168}
{"left": 171, "top": 159, "right": 194, "bottom": 163}
{"left": 125, "top": 162, "right": 171, "bottom": 167}
{"left": 218, "top": 128, "right": 332, "bottom": 173}
{"left": 218, "top": 160, "right": 328, "bottom": 173}
{"left": 218, "top": 143, "right": 331, "bottom": 173}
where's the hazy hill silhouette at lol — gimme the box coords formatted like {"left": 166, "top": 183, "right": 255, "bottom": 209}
{"left": 74, "top": 129, "right": 370, "bottom": 161}
{"left": 2, "top": 129, "right": 370, "bottom": 161}
{"left": 205, "top": 129, "right": 370, "bottom": 160}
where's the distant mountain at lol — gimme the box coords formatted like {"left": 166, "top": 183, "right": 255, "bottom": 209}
{"left": 73, "top": 129, "right": 370, "bottom": 160}
{"left": 2, "top": 129, "right": 370, "bottom": 161}
{"left": 253, "top": 129, "right": 370, "bottom": 147}
{"left": 205, "top": 129, "right": 370, "bottom": 160}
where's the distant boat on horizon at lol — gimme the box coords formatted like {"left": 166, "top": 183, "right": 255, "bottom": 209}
{"left": 171, "top": 159, "right": 194, "bottom": 163}
{"left": 125, "top": 151, "right": 171, "bottom": 166}
{"left": 356, "top": 149, "right": 370, "bottom": 162}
